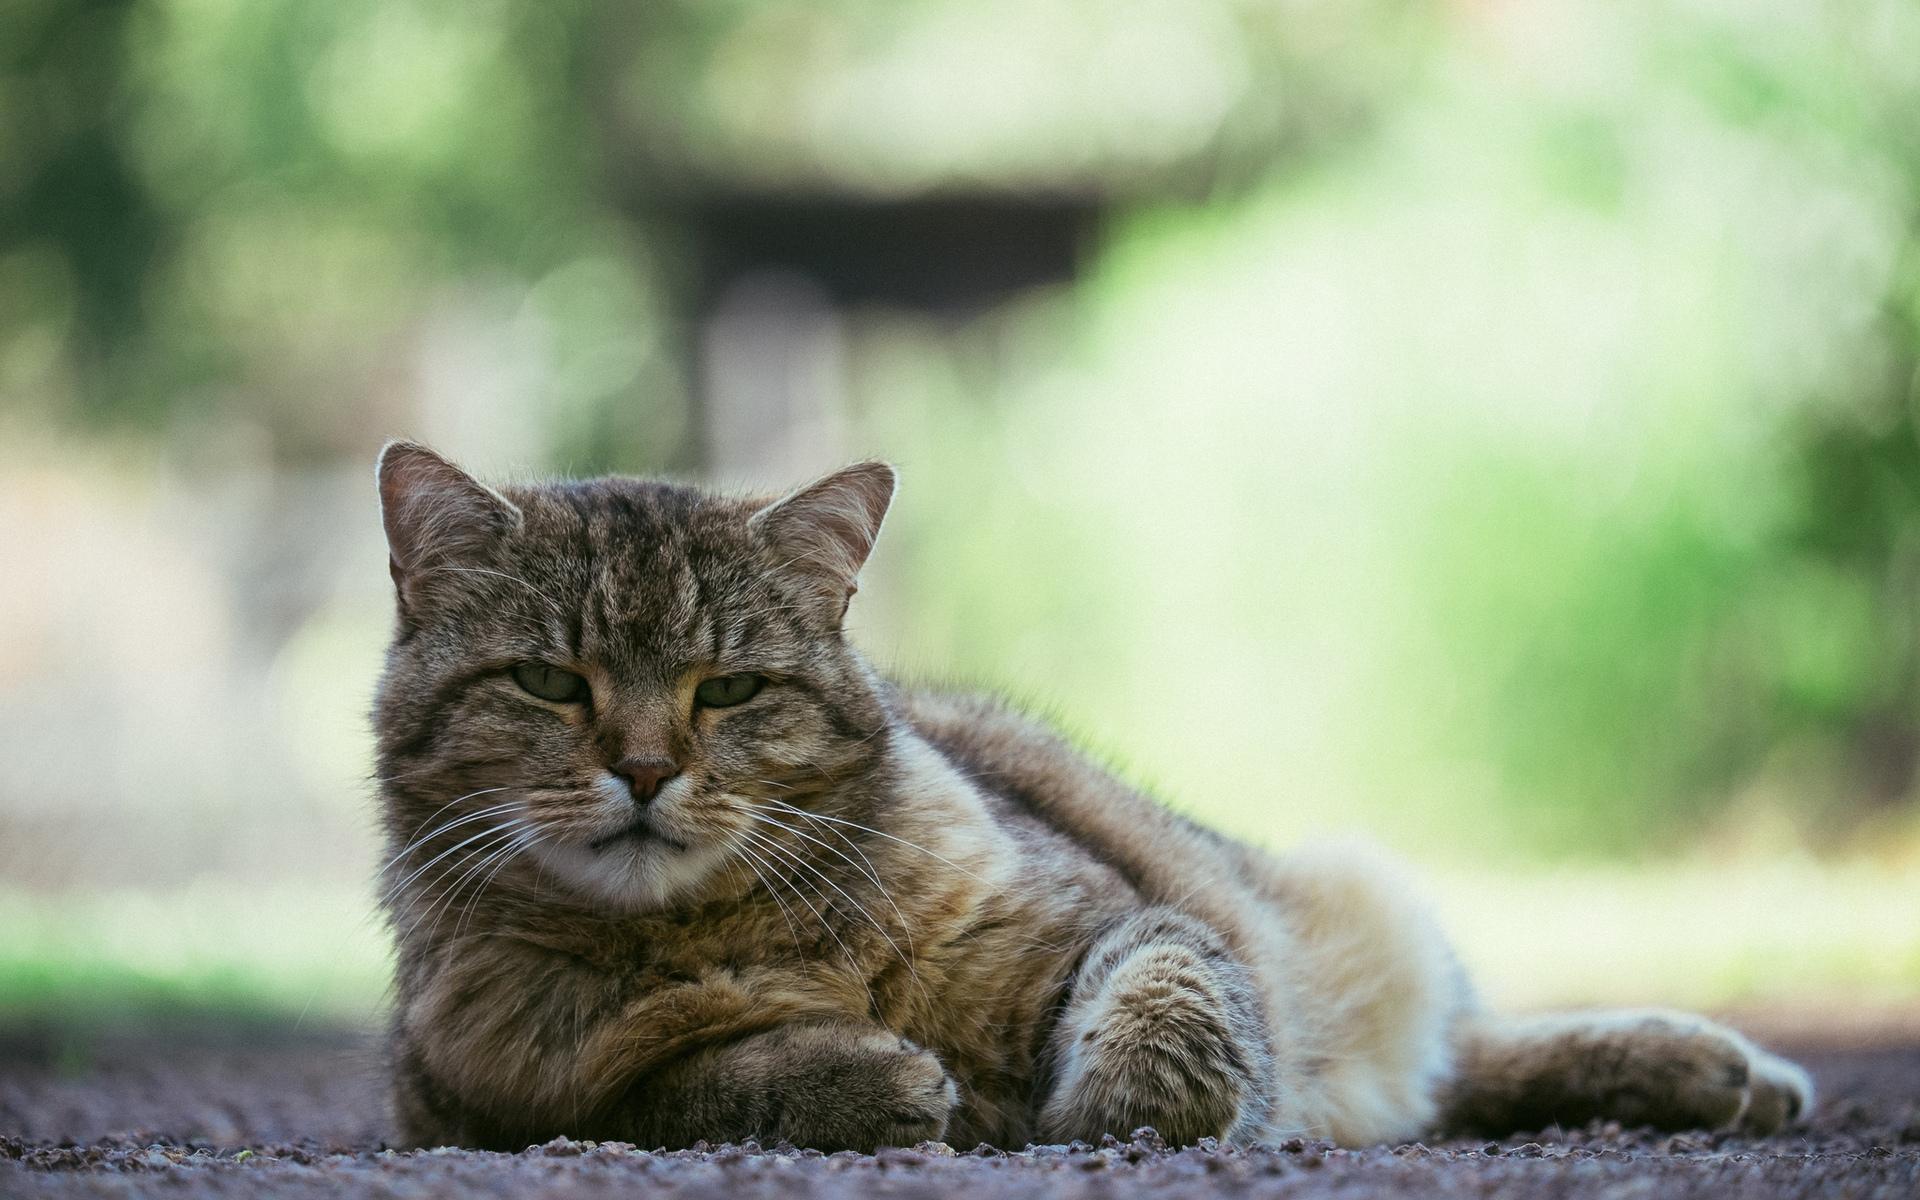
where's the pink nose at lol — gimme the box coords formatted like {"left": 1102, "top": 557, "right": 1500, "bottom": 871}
{"left": 614, "top": 756, "right": 678, "bottom": 803}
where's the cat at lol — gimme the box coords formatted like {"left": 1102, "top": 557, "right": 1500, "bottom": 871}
{"left": 372, "top": 441, "right": 1812, "bottom": 1153}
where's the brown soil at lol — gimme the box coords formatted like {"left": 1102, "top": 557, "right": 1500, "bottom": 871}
{"left": 2, "top": 1015, "right": 1916, "bottom": 1197}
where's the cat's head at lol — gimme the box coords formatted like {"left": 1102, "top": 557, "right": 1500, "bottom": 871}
{"left": 372, "top": 442, "right": 896, "bottom": 915}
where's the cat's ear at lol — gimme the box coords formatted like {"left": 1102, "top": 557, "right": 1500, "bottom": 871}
{"left": 377, "top": 440, "right": 522, "bottom": 615}
{"left": 750, "top": 461, "right": 897, "bottom": 623}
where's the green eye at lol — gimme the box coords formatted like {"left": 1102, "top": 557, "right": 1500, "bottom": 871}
{"left": 512, "top": 663, "right": 590, "bottom": 704}
{"left": 694, "top": 674, "right": 765, "bottom": 708}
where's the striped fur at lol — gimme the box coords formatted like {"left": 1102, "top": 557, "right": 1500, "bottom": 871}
{"left": 373, "top": 443, "right": 1811, "bottom": 1152}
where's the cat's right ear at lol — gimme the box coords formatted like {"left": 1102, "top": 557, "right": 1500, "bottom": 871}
{"left": 376, "top": 440, "right": 522, "bottom": 618}
{"left": 750, "top": 460, "right": 896, "bottom": 627}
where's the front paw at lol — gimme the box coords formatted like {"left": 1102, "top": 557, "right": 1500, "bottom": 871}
{"left": 1038, "top": 936, "right": 1254, "bottom": 1147}
{"left": 766, "top": 1027, "right": 958, "bottom": 1152}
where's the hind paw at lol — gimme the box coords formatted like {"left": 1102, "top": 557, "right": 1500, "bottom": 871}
{"left": 1447, "top": 1009, "right": 1816, "bottom": 1137}
{"left": 1736, "top": 1047, "right": 1813, "bottom": 1136}
{"left": 1568, "top": 1011, "right": 1815, "bottom": 1134}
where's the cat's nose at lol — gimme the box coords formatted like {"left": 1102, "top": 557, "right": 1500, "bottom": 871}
{"left": 613, "top": 756, "right": 679, "bottom": 803}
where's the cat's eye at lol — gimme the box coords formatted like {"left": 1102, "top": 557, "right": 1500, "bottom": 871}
{"left": 512, "top": 663, "right": 590, "bottom": 704}
{"left": 694, "top": 674, "right": 765, "bottom": 708}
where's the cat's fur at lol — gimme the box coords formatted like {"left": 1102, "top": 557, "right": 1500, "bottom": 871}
{"left": 373, "top": 442, "right": 1812, "bottom": 1153}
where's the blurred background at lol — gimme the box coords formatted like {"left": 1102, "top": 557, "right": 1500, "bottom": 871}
{"left": 2, "top": 0, "right": 1917, "bottom": 1042}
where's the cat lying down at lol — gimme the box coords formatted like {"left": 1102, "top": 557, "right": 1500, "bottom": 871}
{"left": 372, "top": 443, "right": 1811, "bottom": 1153}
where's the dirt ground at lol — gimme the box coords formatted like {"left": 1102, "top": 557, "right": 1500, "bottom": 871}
{"left": 1, "top": 1013, "right": 1915, "bottom": 1198}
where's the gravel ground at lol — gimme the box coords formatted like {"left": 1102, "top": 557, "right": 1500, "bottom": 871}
{"left": 2, "top": 1016, "right": 1916, "bottom": 1198}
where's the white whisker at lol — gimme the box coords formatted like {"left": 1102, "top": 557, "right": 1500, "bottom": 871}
{"left": 409, "top": 821, "right": 534, "bottom": 943}
{"left": 379, "top": 797, "right": 524, "bottom": 879}
{"left": 728, "top": 839, "right": 808, "bottom": 959}
{"left": 734, "top": 824, "right": 930, "bottom": 1008}
{"left": 734, "top": 826, "right": 864, "bottom": 975}
{"left": 738, "top": 804, "right": 915, "bottom": 954}
{"left": 449, "top": 827, "right": 546, "bottom": 943}
{"left": 757, "top": 796, "right": 987, "bottom": 884}
{"left": 382, "top": 811, "right": 528, "bottom": 906}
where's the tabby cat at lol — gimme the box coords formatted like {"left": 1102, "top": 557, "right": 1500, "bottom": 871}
{"left": 373, "top": 442, "right": 1811, "bottom": 1152}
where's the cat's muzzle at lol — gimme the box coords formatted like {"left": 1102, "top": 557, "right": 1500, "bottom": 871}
{"left": 587, "top": 814, "right": 688, "bottom": 853}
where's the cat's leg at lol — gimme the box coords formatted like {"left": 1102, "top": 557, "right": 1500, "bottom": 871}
{"left": 1038, "top": 907, "right": 1272, "bottom": 1147}
{"left": 608, "top": 1021, "right": 958, "bottom": 1152}
{"left": 1438, "top": 1009, "right": 1813, "bottom": 1137}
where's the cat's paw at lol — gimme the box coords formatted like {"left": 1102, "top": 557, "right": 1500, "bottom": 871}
{"left": 854, "top": 1035, "right": 961, "bottom": 1150}
{"left": 1569, "top": 1012, "right": 1811, "bottom": 1135}
{"left": 1625, "top": 1016, "right": 1753, "bottom": 1131}
{"left": 1445, "top": 1009, "right": 1816, "bottom": 1138}
{"left": 768, "top": 1027, "right": 957, "bottom": 1153}
{"left": 1039, "top": 911, "right": 1264, "bottom": 1147}
{"left": 1737, "top": 1047, "right": 1814, "bottom": 1136}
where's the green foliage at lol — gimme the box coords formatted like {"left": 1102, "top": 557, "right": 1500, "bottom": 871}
{"left": 848, "top": 0, "right": 1920, "bottom": 858}
{"left": 1, "top": 0, "right": 686, "bottom": 467}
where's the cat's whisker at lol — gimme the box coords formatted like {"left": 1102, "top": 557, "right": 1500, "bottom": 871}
{"left": 390, "top": 821, "right": 520, "bottom": 926}
{"left": 380, "top": 797, "right": 526, "bottom": 878}
{"left": 811, "top": 820, "right": 916, "bottom": 954}
{"left": 414, "top": 841, "right": 514, "bottom": 944}
{"left": 733, "top": 823, "right": 928, "bottom": 1004}
{"left": 409, "top": 822, "right": 537, "bottom": 944}
{"left": 738, "top": 804, "right": 885, "bottom": 894}
{"left": 743, "top": 822, "right": 906, "bottom": 962}
{"left": 382, "top": 816, "right": 529, "bottom": 908}
{"left": 737, "top": 820, "right": 889, "bottom": 947}
{"left": 381, "top": 808, "right": 532, "bottom": 905}
{"left": 735, "top": 825, "right": 849, "bottom": 932}
{"left": 380, "top": 803, "right": 525, "bottom": 890}
{"left": 394, "top": 787, "right": 520, "bottom": 847}
{"left": 384, "top": 805, "right": 550, "bottom": 922}
{"left": 756, "top": 796, "right": 988, "bottom": 885}
{"left": 742, "top": 807, "right": 961, "bottom": 1009}
{"left": 746, "top": 788, "right": 896, "bottom": 904}
{"left": 737, "top": 805, "right": 915, "bottom": 955}
{"left": 726, "top": 840, "right": 807, "bottom": 959}
{"left": 734, "top": 827, "right": 885, "bottom": 966}
{"left": 449, "top": 827, "right": 547, "bottom": 943}
{"left": 382, "top": 797, "right": 527, "bottom": 867}
{"left": 720, "top": 854, "right": 793, "bottom": 947}
{"left": 733, "top": 828, "right": 865, "bottom": 977}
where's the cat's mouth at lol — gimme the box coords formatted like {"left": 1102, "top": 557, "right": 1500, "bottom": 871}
{"left": 587, "top": 815, "right": 688, "bottom": 853}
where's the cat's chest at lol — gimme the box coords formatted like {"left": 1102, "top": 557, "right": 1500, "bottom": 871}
{"left": 564, "top": 903, "right": 831, "bottom": 980}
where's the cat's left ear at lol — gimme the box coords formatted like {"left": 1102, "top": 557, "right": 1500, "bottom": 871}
{"left": 750, "top": 461, "right": 897, "bottom": 625}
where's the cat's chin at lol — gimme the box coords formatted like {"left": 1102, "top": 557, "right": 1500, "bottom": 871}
{"left": 527, "top": 834, "right": 733, "bottom": 913}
